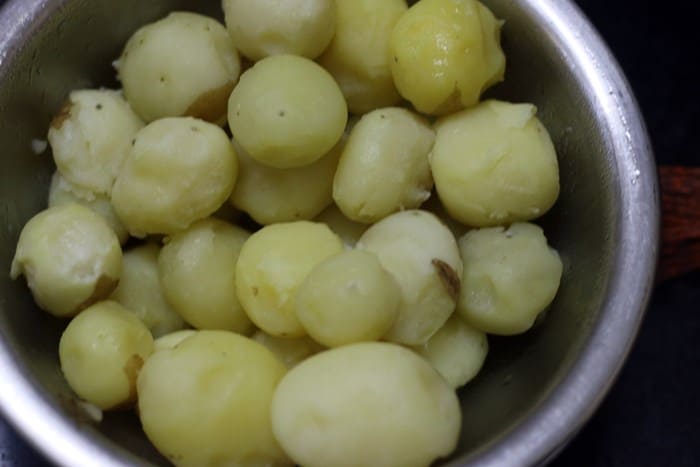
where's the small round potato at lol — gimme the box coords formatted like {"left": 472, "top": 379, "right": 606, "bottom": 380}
{"left": 110, "top": 243, "right": 185, "bottom": 338}
{"left": 314, "top": 204, "right": 368, "bottom": 247}
{"left": 412, "top": 315, "right": 488, "bottom": 388}
{"left": 10, "top": 204, "right": 122, "bottom": 318}
{"left": 222, "top": 0, "right": 336, "bottom": 61}
{"left": 252, "top": 331, "right": 324, "bottom": 368}
{"left": 230, "top": 139, "right": 342, "bottom": 225}
{"left": 390, "top": 0, "right": 505, "bottom": 115}
{"left": 158, "top": 218, "right": 253, "bottom": 334}
{"left": 457, "top": 223, "right": 563, "bottom": 335}
{"left": 235, "top": 222, "right": 344, "bottom": 338}
{"left": 48, "top": 89, "right": 144, "bottom": 195}
{"left": 357, "top": 210, "right": 462, "bottom": 345}
{"left": 48, "top": 171, "right": 129, "bottom": 244}
{"left": 154, "top": 330, "right": 198, "bottom": 352}
{"left": 271, "top": 342, "right": 460, "bottom": 467}
{"left": 296, "top": 250, "right": 400, "bottom": 347}
{"left": 138, "top": 331, "right": 290, "bottom": 467}
{"left": 111, "top": 117, "right": 237, "bottom": 237}
{"left": 117, "top": 12, "right": 241, "bottom": 123}
{"left": 431, "top": 100, "right": 560, "bottom": 226}
{"left": 59, "top": 301, "right": 154, "bottom": 410}
{"left": 333, "top": 107, "right": 435, "bottom": 223}
{"left": 228, "top": 55, "right": 347, "bottom": 169}
{"left": 318, "top": 0, "right": 407, "bottom": 114}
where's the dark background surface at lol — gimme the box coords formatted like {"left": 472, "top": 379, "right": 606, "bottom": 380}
{"left": 1, "top": 0, "right": 699, "bottom": 466}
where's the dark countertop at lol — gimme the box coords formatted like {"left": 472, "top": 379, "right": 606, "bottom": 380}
{"left": 1, "top": 0, "right": 698, "bottom": 466}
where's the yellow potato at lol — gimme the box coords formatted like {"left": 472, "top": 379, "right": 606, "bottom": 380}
{"left": 431, "top": 100, "right": 560, "bottom": 226}
{"left": 235, "top": 222, "right": 344, "bottom": 338}
{"left": 252, "top": 330, "right": 324, "bottom": 368}
{"left": 314, "top": 204, "right": 368, "bottom": 247}
{"left": 318, "top": 0, "right": 406, "bottom": 114}
{"left": 59, "top": 301, "right": 153, "bottom": 409}
{"left": 390, "top": 0, "right": 505, "bottom": 115}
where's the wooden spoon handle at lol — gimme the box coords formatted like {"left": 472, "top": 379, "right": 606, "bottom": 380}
{"left": 658, "top": 166, "right": 700, "bottom": 283}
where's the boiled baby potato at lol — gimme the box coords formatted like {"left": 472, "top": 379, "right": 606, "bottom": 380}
{"left": 48, "top": 171, "right": 129, "bottom": 245}
{"left": 137, "top": 331, "right": 291, "bottom": 467}
{"left": 222, "top": 0, "right": 336, "bottom": 60}
{"left": 314, "top": 204, "right": 368, "bottom": 247}
{"left": 230, "top": 138, "right": 342, "bottom": 225}
{"left": 271, "top": 342, "right": 460, "bottom": 467}
{"left": 111, "top": 117, "right": 237, "bottom": 237}
{"left": 318, "top": 0, "right": 406, "bottom": 114}
{"left": 412, "top": 315, "right": 488, "bottom": 388}
{"left": 235, "top": 222, "right": 343, "bottom": 338}
{"left": 357, "top": 210, "right": 462, "bottom": 345}
{"left": 390, "top": 0, "right": 505, "bottom": 115}
{"left": 333, "top": 107, "right": 435, "bottom": 223}
{"left": 48, "top": 89, "right": 144, "bottom": 195}
{"left": 228, "top": 55, "right": 347, "bottom": 169}
{"left": 154, "top": 330, "right": 197, "bottom": 352}
{"left": 296, "top": 250, "right": 400, "bottom": 347}
{"left": 59, "top": 301, "right": 154, "bottom": 410}
{"left": 110, "top": 243, "right": 185, "bottom": 338}
{"left": 431, "top": 100, "right": 560, "bottom": 226}
{"left": 117, "top": 12, "right": 241, "bottom": 123}
{"left": 158, "top": 218, "right": 253, "bottom": 334}
{"left": 252, "top": 330, "right": 324, "bottom": 368}
{"left": 457, "top": 223, "right": 563, "bottom": 335}
{"left": 10, "top": 204, "right": 122, "bottom": 318}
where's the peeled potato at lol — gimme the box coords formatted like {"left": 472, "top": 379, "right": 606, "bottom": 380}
{"left": 235, "top": 222, "right": 344, "bottom": 338}
{"left": 137, "top": 331, "right": 291, "bottom": 467}
{"left": 158, "top": 218, "right": 253, "bottom": 334}
{"left": 48, "top": 89, "right": 144, "bottom": 195}
{"left": 252, "top": 330, "right": 324, "bottom": 368}
{"left": 228, "top": 55, "right": 347, "bottom": 169}
{"left": 333, "top": 107, "right": 435, "bottom": 223}
{"left": 222, "top": 0, "right": 336, "bottom": 61}
{"left": 110, "top": 243, "right": 185, "bottom": 338}
{"left": 412, "top": 315, "right": 488, "bottom": 388}
{"left": 318, "top": 0, "right": 407, "bottom": 114}
{"left": 117, "top": 12, "right": 241, "bottom": 123}
{"left": 431, "top": 100, "right": 560, "bottom": 226}
{"left": 111, "top": 117, "right": 237, "bottom": 237}
{"left": 457, "top": 223, "right": 563, "bottom": 335}
{"left": 10, "top": 204, "right": 122, "bottom": 318}
{"left": 390, "top": 0, "right": 505, "bottom": 115}
{"left": 271, "top": 342, "right": 460, "bottom": 467}
{"left": 59, "top": 301, "right": 153, "bottom": 410}
{"left": 314, "top": 204, "right": 368, "bottom": 247}
{"left": 357, "top": 210, "right": 462, "bottom": 345}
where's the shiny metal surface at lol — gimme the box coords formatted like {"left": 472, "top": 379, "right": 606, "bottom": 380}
{"left": 0, "top": 0, "right": 658, "bottom": 466}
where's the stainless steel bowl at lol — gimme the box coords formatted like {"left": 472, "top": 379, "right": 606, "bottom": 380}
{"left": 0, "top": 0, "right": 658, "bottom": 466}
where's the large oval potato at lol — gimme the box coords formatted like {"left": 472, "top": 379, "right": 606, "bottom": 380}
{"left": 271, "top": 342, "right": 460, "bottom": 467}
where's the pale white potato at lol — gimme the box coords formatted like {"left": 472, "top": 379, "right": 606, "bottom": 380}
{"left": 59, "top": 301, "right": 153, "bottom": 409}
{"left": 228, "top": 54, "right": 347, "bottom": 169}
{"left": 271, "top": 342, "right": 460, "bottom": 467}
{"left": 314, "top": 204, "right": 368, "bottom": 247}
{"left": 222, "top": 0, "right": 336, "bottom": 61}
{"left": 252, "top": 330, "right": 324, "bottom": 368}
{"left": 117, "top": 12, "right": 240, "bottom": 123}
{"left": 158, "top": 218, "right": 253, "bottom": 334}
{"left": 319, "top": 0, "right": 407, "bottom": 114}
{"left": 230, "top": 138, "right": 342, "bottom": 225}
{"left": 10, "top": 204, "right": 122, "bottom": 318}
{"left": 333, "top": 107, "right": 435, "bottom": 223}
{"left": 412, "top": 315, "right": 488, "bottom": 388}
{"left": 296, "top": 250, "right": 400, "bottom": 347}
{"left": 457, "top": 223, "right": 563, "bottom": 335}
{"left": 137, "top": 331, "right": 291, "bottom": 467}
{"left": 48, "top": 171, "right": 129, "bottom": 245}
{"left": 357, "top": 210, "right": 462, "bottom": 345}
{"left": 110, "top": 243, "right": 185, "bottom": 338}
{"left": 235, "top": 222, "right": 344, "bottom": 338}
{"left": 431, "top": 100, "right": 560, "bottom": 226}
{"left": 48, "top": 89, "right": 144, "bottom": 195}
{"left": 111, "top": 117, "right": 237, "bottom": 237}
{"left": 390, "top": 0, "right": 505, "bottom": 115}
{"left": 154, "top": 330, "right": 198, "bottom": 352}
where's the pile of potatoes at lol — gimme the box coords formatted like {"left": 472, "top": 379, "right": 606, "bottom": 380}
{"left": 10, "top": 0, "right": 564, "bottom": 466}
